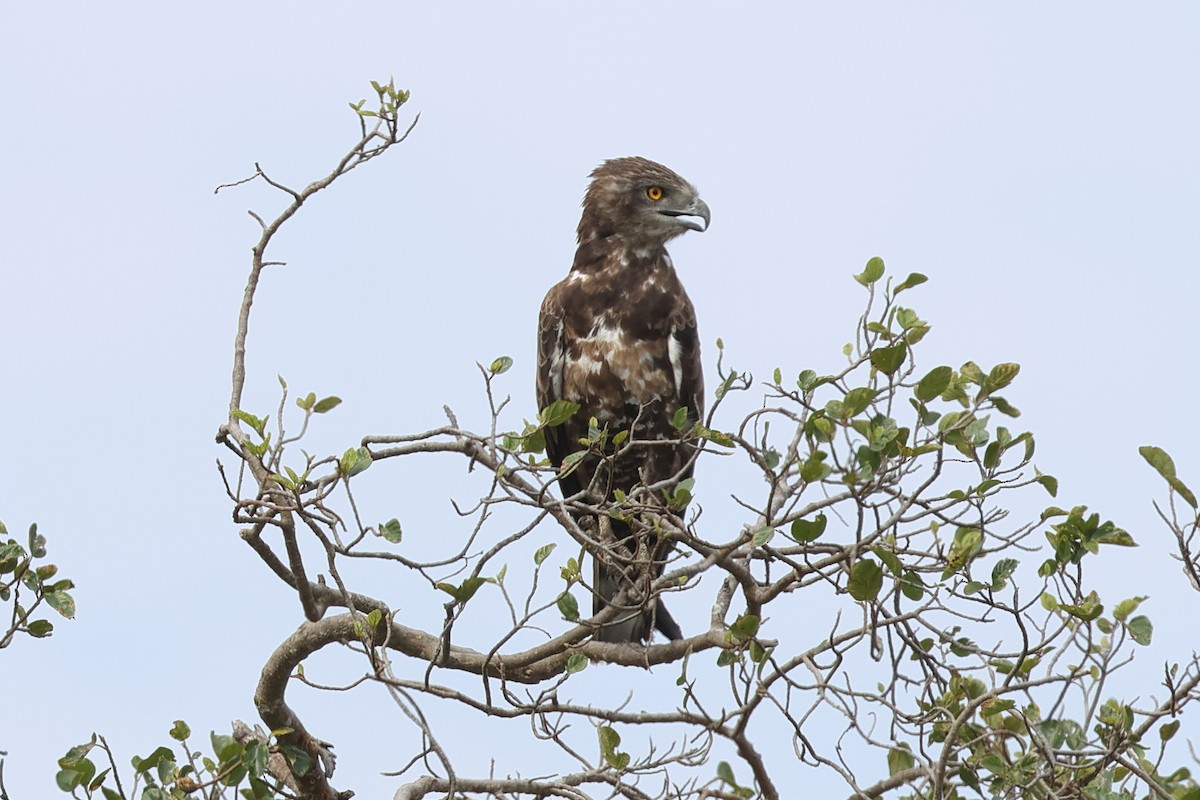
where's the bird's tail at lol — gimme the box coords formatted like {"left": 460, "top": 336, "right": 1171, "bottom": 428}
{"left": 591, "top": 517, "right": 683, "bottom": 643}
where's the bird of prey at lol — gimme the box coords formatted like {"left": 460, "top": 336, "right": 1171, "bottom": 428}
{"left": 536, "top": 156, "right": 710, "bottom": 643}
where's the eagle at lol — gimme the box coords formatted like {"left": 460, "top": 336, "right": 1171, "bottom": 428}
{"left": 536, "top": 156, "right": 710, "bottom": 643}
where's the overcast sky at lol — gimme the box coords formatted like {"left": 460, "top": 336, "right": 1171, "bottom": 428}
{"left": 2, "top": 4, "right": 1198, "bottom": 798}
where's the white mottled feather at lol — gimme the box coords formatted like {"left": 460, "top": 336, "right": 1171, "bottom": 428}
{"left": 668, "top": 331, "right": 684, "bottom": 397}
{"left": 550, "top": 320, "right": 565, "bottom": 398}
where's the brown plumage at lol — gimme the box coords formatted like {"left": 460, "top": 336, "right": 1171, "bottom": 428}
{"left": 536, "top": 157, "right": 710, "bottom": 642}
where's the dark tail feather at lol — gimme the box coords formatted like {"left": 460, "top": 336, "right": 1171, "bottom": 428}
{"left": 653, "top": 597, "right": 683, "bottom": 641}
{"left": 593, "top": 560, "right": 683, "bottom": 643}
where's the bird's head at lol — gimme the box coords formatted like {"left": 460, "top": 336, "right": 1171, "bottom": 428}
{"left": 577, "top": 156, "right": 711, "bottom": 248}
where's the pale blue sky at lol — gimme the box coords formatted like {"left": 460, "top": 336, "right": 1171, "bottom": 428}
{"left": 2, "top": 4, "right": 1198, "bottom": 797}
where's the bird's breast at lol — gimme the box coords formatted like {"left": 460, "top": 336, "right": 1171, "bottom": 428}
{"left": 564, "top": 319, "right": 674, "bottom": 424}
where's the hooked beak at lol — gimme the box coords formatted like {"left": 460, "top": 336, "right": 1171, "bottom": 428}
{"left": 660, "top": 197, "right": 711, "bottom": 233}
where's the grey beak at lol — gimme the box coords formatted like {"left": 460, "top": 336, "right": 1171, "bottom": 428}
{"left": 662, "top": 197, "right": 711, "bottom": 233}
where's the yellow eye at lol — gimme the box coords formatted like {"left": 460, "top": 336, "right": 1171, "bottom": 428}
{"left": 647, "top": 186, "right": 663, "bottom": 201}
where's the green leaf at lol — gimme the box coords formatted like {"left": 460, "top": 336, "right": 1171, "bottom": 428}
{"left": 894, "top": 272, "right": 928, "bottom": 293}
{"left": 729, "top": 614, "right": 760, "bottom": 641}
{"left": 380, "top": 518, "right": 403, "bottom": 543}
{"left": 979, "top": 754, "right": 1007, "bottom": 776}
{"left": 668, "top": 477, "right": 695, "bottom": 509}
{"left": 799, "top": 452, "right": 831, "bottom": 483}
{"left": 981, "top": 699, "right": 1016, "bottom": 720}
{"left": 272, "top": 741, "right": 310, "bottom": 778}
{"left": 28, "top": 619, "right": 53, "bottom": 637}
{"left": 59, "top": 741, "right": 96, "bottom": 770}
{"left": 560, "top": 556, "right": 581, "bottom": 583}
{"left": 56, "top": 769, "right": 83, "bottom": 792}
{"left": 45, "top": 590, "right": 76, "bottom": 619}
{"left": 1059, "top": 591, "right": 1104, "bottom": 622}
{"left": 915, "top": 366, "right": 953, "bottom": 402}
{"left": 313, "top": 396, "right": 342, "bottom": 413}
{"left": 232, "top": 409, "right": 267, "bottom": 437}
{"left": 671, "top": 406, "right": 690, "bottom": 431}
{"left": 438, "top": 576, "right": 485, "bottom": 604}
{"left": 991, "top": 396, "right": 1021, "bottom": 417}
{"left": 900, "top": 570, "right": 925, "bottom": 601}
{"left": 751, "top": 527, "right": 775, "bottom": 547}
{"left": 807, "top": 415, "right": 834, "bottom": 442}
{"left": 941, "top": 527, "right": 982, "bottom": 579}
{"left": 847, "top": 559, "right": 884, "bottom": 601}
{"left": 267, "top": 472, "right": 295, "bottom": 490}
{"left": 339, "top": 446, "right": 372, "bottom": 477}
{"left": 566, "top": 652, "right": 588, "bottom": 673}
{"left": 1014, "top": 657, "right": 1040, "bottom": 678}
{"left": 790, "top": 513, "right": 827, "bottom": 542}
{"left": 990, "top": 558, "right": 1019, "bottom": 590}
{"left": 984, "top": 363, "right": 1020, "bottom": 394}
{"left": 539, "top": 400, "right": 581, "bottom": 427}
{"left": 78, "top": 757, "right": 100, "bottom": 788}
{"left": 1112, "top": 596, "right": 1146, "bottom": 622}
{"left": 854, "top": 256, "right": 886, "bottom": 286}
{"left": 1037, "top": 474, "right": 1058, "bottom": 497}
{"left": 1127, "top": 614, "right": 1153, "bottom": 646}
{"left": 453, "top": 578, "right": 482, "bottom": 604}
{"left": 296, "top": 392, "right": 316, "bottom": 411}
{"left": 842, "top": 387, "right": 879, "bottom": 416}
{"left": 870, "top": 343, "right": 907, "bottom": 375}
{"left": 135, "top": 746, "right": 175, "bottom": 774}
{"left": 717, "top": 760, "right": 750, "bottom": 795}
{"left": 533, "top": 543, "right": 557, "bottom": 565}
{"left": 155, "top": 753, "right": 177, "bottom": 784}
{"left": 598, "top": 726, "right": 628, "bottom": 771}
{"left": 244, "top": 740, "right": 268, "bottom": 779}
{"left": 958, "top": 765, "right": 981, "bottom": 793}
{"left": 27, "top": 525, "right": 44, "bottom": 557}
{"left": 1140, "top": 446, "right": 1198, "bottom": 508}
{"left": 558, "top": 592, "right": 580, "bottom": 622}
{"left": 697, "top": 426, "right": 734, "bottom": 447}
{"left": 872, "top": 546, "right": 902, "bottom": 575}
{"left": 960, "top": 361, "right": 984, "bottom": 385}
{"left": 887, "top": 745, "right": 915, "bottom": 776}
{"left": 983, "top": 442, "right": 1002, "bottom": 469}
{"left": 1160, "top": 720, "right": 1181, "bottom": 741}
{"left": 489, "top": 356, "right": 513, "bottom": 375}
{"left": 519, "top": 427, "right": 547, "bottom": 454}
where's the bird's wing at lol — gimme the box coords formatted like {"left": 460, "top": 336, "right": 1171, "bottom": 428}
{"left": 536, "top": 282, "right": 570, "bottom": 472}
{"left": 669, "top": 292, "right": 705, "bottom": 429}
